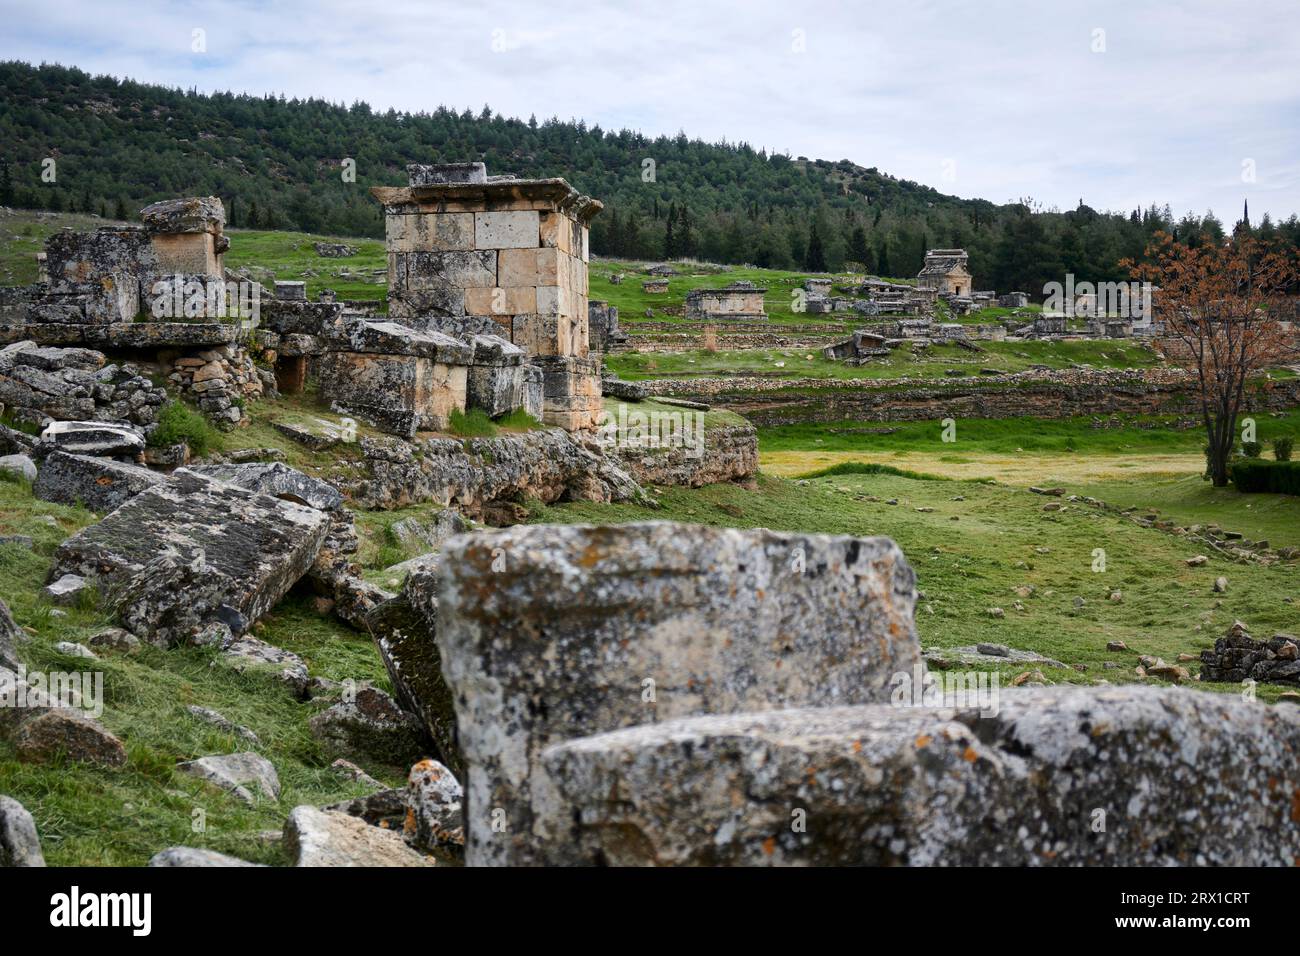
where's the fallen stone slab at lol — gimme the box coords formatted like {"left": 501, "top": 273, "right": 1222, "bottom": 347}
{"left": 308, "top": 685, "right": 428, "bottom": 766}
{"left": 925, "top": 644, "right": 1068, "bottom": 669}
{"left": 33, "top": 451, "right": 164, "bottom": 512}
{"left": 541, "top": 685, "right": 1300, "bottom": 866}
{"left": 271, "top": 418, "right": 351, "bottom": 451}
{"left": 364, "top": 570, "right": 460, "bottom": 776}
{"left": 147, "top": 847, "right": 263, "bottom": 867}
{"left": 37, "top": 420, "right": 144, "bottom": 457}
{"left": 0, "top": 322, "right": 241, "bottom": 350}
{"left": 187, "top": 461, "right": 343, "bottom": 512}
{"left": 177, "top": 752, "right": 280, "bottom": 806}
{"left": 220, "top": 635, "right": 310, "bottom": 698}
{"left": 0, "top": 795, "right": 46, "bottom": 866}
{"left": 282, "top": 806, "right": 434, "bottom": 867}
{"left": 437, "top": 521, "right": 920, "bottom": 866}
{"left": 49, "top": 469, "right": 331, "bottom": 646}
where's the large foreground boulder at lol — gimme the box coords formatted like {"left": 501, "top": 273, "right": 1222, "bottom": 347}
{"left": 33, "top": 451, "right": 163, "bottom": 512}
{"left": 0, "top": 795, "right": 46, "bottom": 866}
{"left": 436, "top": 522, "right": 920, "bottom": 866}
{"left": 541, "top": 685, "right": 1300, "bottom": 866}
{"left": 48, "top": 469, "right": 331, "bottom": 646}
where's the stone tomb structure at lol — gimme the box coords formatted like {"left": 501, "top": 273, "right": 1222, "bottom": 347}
{"left": 684, "top": 281, "right": 768, "bottom": 321}
{"left": 916, "top": 249, "right": 972, "bottom": 297}
{"left": 371, "top": 163, "right": 602, "bottom": 431}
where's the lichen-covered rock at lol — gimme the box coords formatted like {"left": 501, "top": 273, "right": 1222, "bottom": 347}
{"left": 344, "top": 428, "right": 647, "bottom": 514}
{"left": 49, "top": 469, "right": 331, "bottom": 645}
{"left": 177, "top": 752, "right": 280, "bottom": 806}
{"left": 147, "top": 847, "right": 263, "bottom": 867}
{"left": 1199, "top": 620, "right": 1300, "bottom": 685}
{"left": 611, "top": 421, "right": 758, "bottom": 487}
{"left": 541, "top": 685, "right": 1300, "bottom": 866}
{"left": 33, "top": 451, "right": 164, "bottom": 512}
{"left": 322, "top": 788, "right": 407, "bottom": 830}
{"left": 0, "top": 454, "right": 36, "bottom": 482}
{"left": 282, "top": 806, "right": 434, "bottom": 867}
{"left": 0, "top": 795, "right": 45, "bottom": 866}
{"left": 37, "top": 420, "right": 144, "bottom": 457}
{"left": 186, "top": 705, "right": 260, "bottom": 744}
{"left": 140, "top": 196, "right": 225, "bottom": 234}
{"left": 0, "top": 598, "right": 23, "bottom": 671}
{"left": 364, "top": 570, "right": 461, "bottom": 776}
{"left": 14, "top": 709, "right": 127, "bottom": 768}
{"left": 404, "top": 758, "right": 464, "bottom": 862}
{"left": 186, "top": 461, "right": 343, "bottom": 512}
{"left": 308, "top": 686, "right": 429, "bottom": 765}
{"left": 220, "top": 635, "right": 311, "bottom": 698}
{"left": 437, "top": 521, "right": 920, "bottom": 865}
{"left": 390, "top": 509, "right": 467, "bottom": 552}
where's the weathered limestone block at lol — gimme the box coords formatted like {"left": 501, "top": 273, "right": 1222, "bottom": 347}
{"left": 467, "top": 334, "right": 526, "bottom": 417}
{"left": 283, "top": 806, "right": 434, "bottom": 867}
{"left": 345, "top": 429, "right": 645, "bottom": 513}
{"left": 49, "top": 469, "right": 330, "bottom": 645}
{"left": 186, "top": 461, "right": 343, "bottom": 512}
{"left": 531, "top": 355, "right": 602, "bottom": 430}
{"left": 177, "top": 751, "right": 279, "bottom": 805}
{"left": 391, "top": 250, "right": 497, "bottom": 292}
{"left": 522, "top": 363, "right": 544, "bottom": 422}
{"left": 407, "top": 162, "right": 486, "bottom": 186}
{"left": 307, "top": 685, "right": 429, "bottom": 766}
{"left": 36, "top": 421, "right": 144, "bottom": 458}
{"left": 474, "top": 211, "right": 540, "bottom": 250}
{"left": 33, "top": 451, "right": 164, "bottom": 513}
{"left": 543, "top": 686, "right": 1300, "bottom": 867}
{"left": 317, "top": 351, "right": 468, "bottom": 437}
{"left": 612, "top": 421, "right": 759, "bottom": 488}
{"left": 365, "top": 566, "right": 461, "bottom": 776}
{"left": 437, "top": 522, "right": 920, "bottom": 866}
{"left": 386, "top": 212, "right": 475, "bottom": 253}
{"left": 140, "top": 197, "right": 225, "bottom": 234}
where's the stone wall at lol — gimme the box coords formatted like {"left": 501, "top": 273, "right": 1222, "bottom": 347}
{"left": 0, "top": 340, "right": 167, "bottom": 430}
{"left": 166, "top": 345, "right": 267, "bottom": 425}
{"left": 613, "top": 421, "right": 758, "bottom": 487}
{"left": 641, "top": 368, "right": 1300, "bottom": 427}
{"left": 334, "top": 428, "right": 646, "bottom": 514}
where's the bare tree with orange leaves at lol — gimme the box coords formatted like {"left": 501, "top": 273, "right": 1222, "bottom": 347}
{"left": 1124, "top": 233, "right": 1299, "bottom": 487}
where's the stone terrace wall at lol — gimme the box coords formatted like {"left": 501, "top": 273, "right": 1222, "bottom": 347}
{"left": 641, "top": 368, "right": 1300, "bottom": 427}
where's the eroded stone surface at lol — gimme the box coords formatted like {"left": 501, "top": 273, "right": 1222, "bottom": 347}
{"left": 282, "top": 805, "right": 434, "bottom": 867}
{"left": 542, "top": 685, "right": 1300, "bottom": 866}
{"left": 147, "top": 847, "right": 262, "bottom": 867}
{"left": 0, "top": 795, "right": 46, "bottom": 866}
{"left": 177, "top": 752, "right": 280, "bottom": 806}
{"left": 49, "top": 469, "right": 331, "bottom": 645}
{"left": 437, "top": 521, "right": 920, "bottom": 865}
{"left": 34, "top": 451, "right": 163, "bottom": 513}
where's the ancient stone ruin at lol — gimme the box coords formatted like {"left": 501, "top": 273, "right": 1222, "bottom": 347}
{"left": 372, "top": 162, "right": 602, "bottom": 430}
{"left": 348, "top": 520, "right": 1300, "bottom": 867}
{"left": 684, "top": 281, "right": 768, "bottom": 321}
{"left": 916, "top": 248, "right": 972, "bottom": 297}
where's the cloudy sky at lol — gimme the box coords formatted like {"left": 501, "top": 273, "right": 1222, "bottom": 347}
{"left": 3, "top": 0, "right": 1298, "bottom": 221}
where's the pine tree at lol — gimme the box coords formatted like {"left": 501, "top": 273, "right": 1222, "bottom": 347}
{"left": 806, "top": 221, "right": 827, "bottom": 271}
{"left": 877, "top": 240, "right": 891, "bottom": 277}
{"left": 663, "top": 205, "right": 676, "bottom": 258}
{"left": 114, "top": 197, "right": 128, "bottom": 221}
{"left": 0, "top": 161, "right": 15, "bottom": 207}
{"left": 849, "top": 225, "right": 869, "bottom": 266}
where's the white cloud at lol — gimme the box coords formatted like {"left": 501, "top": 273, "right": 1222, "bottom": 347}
{"left": 1, "top": 0, "right": 1296, "bottom": 220}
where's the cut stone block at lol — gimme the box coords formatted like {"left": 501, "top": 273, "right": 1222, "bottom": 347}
{"left": 37, "top": 420, "right": 144, "bottom": 458}
{"left": 48, "top": 469, "right": 331, "bottom": 645}
{"left": 317, "top": 351, "right": 468, "bottom": 438}
{"left": 542, "top": 686, "right": 1300, "bottom": 867}
{"left": 34, "top": 451, "right": 164, "bottom": 513}
{"left": 473, "top": 211, "right": 540, "bottom": 250}
{"left": 437, "top": 522, "right": 920, "bottom": 866}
